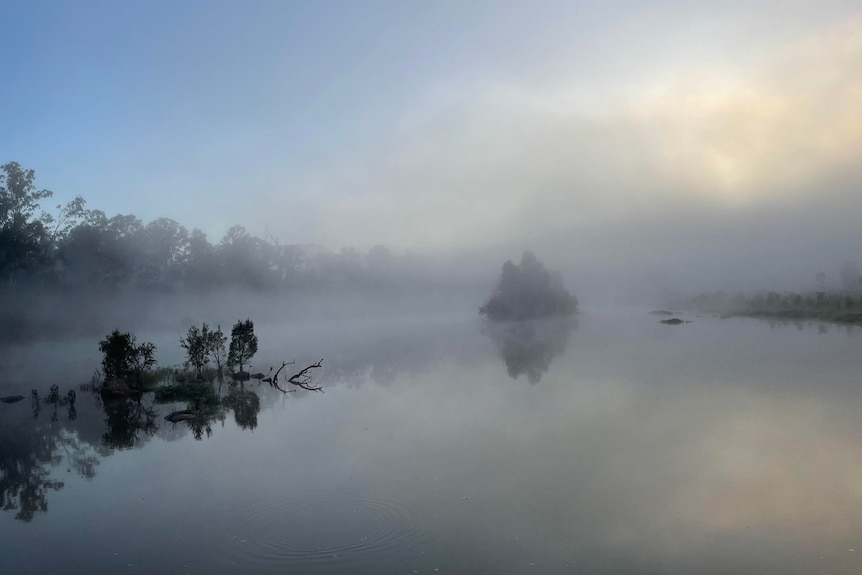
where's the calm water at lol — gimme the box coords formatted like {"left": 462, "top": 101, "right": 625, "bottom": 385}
{"left": 2, "top": 308, "right": 862, "bottom": 574}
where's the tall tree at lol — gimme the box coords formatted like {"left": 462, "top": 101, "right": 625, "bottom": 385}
{"left": 180, "top": 324, "right": 210, "bottom": 379}
{"left": 0, "top": 162, "right": 52, "bottom": 285}
{"left": 228, "top": 319, "right": 258, "bottom": 373}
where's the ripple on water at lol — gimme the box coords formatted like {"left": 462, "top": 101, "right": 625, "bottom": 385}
{"left": 230, "top": 493, "right": 430, "bottom": 571}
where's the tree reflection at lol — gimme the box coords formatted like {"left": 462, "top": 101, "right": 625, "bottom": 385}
{"left": 0, "top": 388, "right": 91, "bottom": 522}
{"left": 226, "top": 386, "right": 261, "bottom": 431}
{"left": 101, "top": 397, "right": 159, "bottom": 450}
{"left": 483, "top": 318, "right": 576, "bottom": 384}
{"left": 1, "top": 372, "right": 301, "bottom": 521}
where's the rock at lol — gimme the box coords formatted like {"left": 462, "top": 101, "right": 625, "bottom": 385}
{"left": 232, "top": 371, "right": 250, "bottom": 381}
{"left": 0, "top": 395, "right": 24, "bottom": 404}
{"left": 100, "top": 379, "right": 141, "bottom": 398}
{"left": 660, "top": 318, "right": 686, "bottom": 325}
{"left": 250, "top": 372, "right": 265, "bottom": 379}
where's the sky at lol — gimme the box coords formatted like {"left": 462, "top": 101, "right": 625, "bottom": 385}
{"left": 2, "top": 0, "right": 861, "bottom": 292}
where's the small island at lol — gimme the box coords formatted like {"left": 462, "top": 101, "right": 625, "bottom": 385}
{"left": 480, "top": 252, "right": 578, "bottom": 321}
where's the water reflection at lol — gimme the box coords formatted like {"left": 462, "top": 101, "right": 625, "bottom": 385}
{"left": 483, "top": 318, "right": 576, "bottom": 383}
{"left": 3, "top": 313, "right": 862, "bottom": 574}
{"left": 102, "top": 396, "right": 159, "bottom": 449}
{"left": 0, "top": 379, "right": 266, "bottom": 520}
{"left": 225, "top": 387, "right": 261, "bottom": 431}
{"left": 0, "top": 386, "right": 96, "bottom": 521}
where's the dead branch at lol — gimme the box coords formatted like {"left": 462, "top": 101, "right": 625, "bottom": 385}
{"left": 267, "top": 359, "right": 324, "bottom": 393}
{"left": 287, "top": 359, "right": 324, "bottom": 391}
{"left": 271, "top": 360, "right": 294, "bottom": 385}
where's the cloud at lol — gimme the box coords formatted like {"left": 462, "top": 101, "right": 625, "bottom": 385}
{"left": 297, "top": 16, "right": 862, "bottom": 254}
{"left": 627, "top": 16, "right": 862, "bottom": 203}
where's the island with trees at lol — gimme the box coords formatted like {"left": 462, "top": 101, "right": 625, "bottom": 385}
{"left": 480, "top": 252, "right": 578, "bottom": 321}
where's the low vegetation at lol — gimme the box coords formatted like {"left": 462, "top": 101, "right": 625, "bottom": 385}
{"left": 153, "top": 381, "right": 217, "bottom": 404}
{"left": 97, "top": 318, "right": 322, "bottom": 403}
{"left": 681, "top": 290, "right": 862, "bottom": 325}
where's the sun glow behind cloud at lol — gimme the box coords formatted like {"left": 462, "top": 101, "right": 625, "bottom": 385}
{"left": 308, "top": 15, "right": 862, "bottom": 251}
{"left": 627, "top": 16, "right": 862, "bottom": 204}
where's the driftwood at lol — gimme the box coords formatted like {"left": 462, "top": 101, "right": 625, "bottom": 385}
{"left": 267, "top": 359, "right": 324, "bottom": 393}
{"left": 165, "top": 409, "right": 197, "bottom": 423}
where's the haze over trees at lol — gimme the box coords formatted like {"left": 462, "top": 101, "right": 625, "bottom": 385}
{"left": 480, "top": 252, "right": 578, "bottom": 321}
{"left": 676, "top": 260, "right": 862, "bottom": 325}
{"left": 683, "top": 289, "right": 862, "bottom": 325}
{"left": 0, "top": 162, "right": 452, "bottom": 297}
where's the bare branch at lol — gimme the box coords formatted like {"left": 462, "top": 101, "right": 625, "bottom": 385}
{"left": 287, "top": 359, "right": 324, "bottom": 392}
{"left": 266, "top": 359, "right": 323, "bottom": 393}
{"left": 270, "top": 360, "right": 295, "bottom": 393}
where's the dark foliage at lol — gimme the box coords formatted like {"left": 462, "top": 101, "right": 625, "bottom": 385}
{"left": 228, "top": 319, "right": 258, "bottom": 373}
{"left": 180, "top": 324, "right": 212, "bottom": 379}
{"left": 206, "top": 325, "right": 227, "bottom": 372}
{"left": 98, "top": 330, "right": 157, "bottom": 386}
{"left": 480, "top": 252, "right": 578, "bottom": 321}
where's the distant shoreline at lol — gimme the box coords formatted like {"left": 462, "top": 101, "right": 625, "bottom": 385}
{"left": 723, "top": 309, "right": 862, "bottom": 325}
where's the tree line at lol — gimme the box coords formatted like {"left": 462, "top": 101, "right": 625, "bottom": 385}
{"left": 0, "top": 161, "right": 436, "bottom": 294}
{"left": 681, "top": 289, "right": 862, "bottom": 324}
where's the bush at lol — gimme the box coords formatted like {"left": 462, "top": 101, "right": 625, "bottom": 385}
{"left": 98, "top": 329, "right": 158, "bottom": 386}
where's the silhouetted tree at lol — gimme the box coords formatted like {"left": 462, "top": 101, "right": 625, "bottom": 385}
{"left": 180, "top": 324, "right": 211, "bottom": 379}
{"left": 98, "top": 330, "right": 157, "bottom": 386}
{"left": 0, "top": 162, "right": 52, "bottom": 286}
{"left": 43, "top": 195, "right": 89, "bottom": 244}
{"left": 228, "top": 319, "right": 258, "bottom": 373}
{"left": 206, "top": 324, "right": 227, "bottom": 373}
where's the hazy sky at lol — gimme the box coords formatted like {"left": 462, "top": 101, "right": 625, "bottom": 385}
{"left": 2, "top": 0, "right": 860, "bottom": 290}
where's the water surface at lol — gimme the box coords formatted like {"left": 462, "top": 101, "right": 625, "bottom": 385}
{"left": 2, "top": 309, "right": 861, "bottom": 574}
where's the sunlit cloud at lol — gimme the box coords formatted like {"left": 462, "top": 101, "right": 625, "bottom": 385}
{"left": 627, "top": 16, "right": 862, "bottom": 203}
{"left": 304, "top": 16, "right": 862, "bottom": 252}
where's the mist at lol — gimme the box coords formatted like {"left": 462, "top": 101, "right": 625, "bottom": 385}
{"left": 4, "top": 4, "right": 861, "bottom": 304}
{"left": 4, "top": 3, "right": 862, "bottom": 574}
